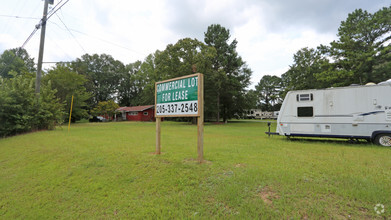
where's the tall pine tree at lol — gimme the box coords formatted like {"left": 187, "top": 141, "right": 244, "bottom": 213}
{"left": 204, "top": 24, "right": 251, "bottom": 122}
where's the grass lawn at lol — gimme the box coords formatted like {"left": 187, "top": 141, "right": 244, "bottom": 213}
{"left": 0, "top": 121, "right": 390, "bottom": 219}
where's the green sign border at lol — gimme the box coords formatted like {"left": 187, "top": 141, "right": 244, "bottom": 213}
{"left": 156, "top": 76, "right": 198, "bottom": 104}
{"left": 155, "top": 73, "right": 201, "bottom": 117}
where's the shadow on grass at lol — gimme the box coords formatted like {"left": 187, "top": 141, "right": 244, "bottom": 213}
{"left": 284, "top": 137, "right": 374, "bottom": 147}
{"left": 158, "top": 119, "right": 277, "bottom": 126}
{"left": 227, "top": 120, "right": 276, "bottom": 124}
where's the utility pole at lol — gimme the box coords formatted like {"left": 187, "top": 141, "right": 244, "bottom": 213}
{"left": 35, "top": 0, "right": 52, "bottom": 94}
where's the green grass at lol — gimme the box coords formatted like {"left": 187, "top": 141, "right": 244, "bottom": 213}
{"left": 0, "top": 121, "right": 390, "bottom": 219}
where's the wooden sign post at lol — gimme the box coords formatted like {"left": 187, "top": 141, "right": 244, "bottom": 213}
{"left": 155, "top": 73, "right": 204, "bottom": 162}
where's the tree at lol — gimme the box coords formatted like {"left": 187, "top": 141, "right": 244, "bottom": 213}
{"left": 10, "top": 48, "right": 36, "bottom": 72}
{"left": 129, "top": 38, "right": 217, "bottom": 117}
{"left": 71, "top": 53, "right": 125, "bottom": 106}
{"left": 91, "top": 100, "right": 119, "bottom": 120}
{"left": 0, "top": 75, "right": 64, "bottom": 137}
{"left": 117, "top": 61, "right": 142, "bottom": 106}
{"left": 282, "top": 47, "right": 328, "bottom": 92}
{"left": 255, "top": 75, "right": 282, "bottom": 111}
{"left": 0, "top": 74, "right": 35, "bottom": 136}
{"left": 154, "top": 38, "right": 218, "bottom": 119}
{"left": 204, "top": 24, "right": 252, "bottom": 122}
{"left": 43, "top": 65, "right": 91, "bottom": 122}
{"left": 243, "top": 89, "right": 258, "bottom": 110}
{"left": 135, "top": 53, "right": 160, "bottom": 106}
{"left": 0, "top": 48, "right": 35, "bottom": 78}
{"left": 318, "top": 7, "right": 391, "bottom": 86}
{"left": 35, "top": 81, "right": 66, "bottom": 129}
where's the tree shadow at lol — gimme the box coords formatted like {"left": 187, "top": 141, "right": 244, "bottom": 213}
{"left": 285, "top": 137, "right": 374, "bottom": 147}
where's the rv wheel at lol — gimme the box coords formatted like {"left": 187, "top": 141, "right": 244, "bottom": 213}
{"left": 374, "top": 134, "right": 391, "bottom": 147}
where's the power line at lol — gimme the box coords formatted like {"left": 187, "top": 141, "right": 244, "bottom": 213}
{"left": 68, "top": 28, "right": 145, "bottom": 56}
{"left": 0, "top": 28, "right": 39, "bottom": 76}
{"left": 35, "top": 0, "right": 70, "bottom": 94}
{"left": 47, "top": 20, "right": 145, "bottom": 56}
{"left": 46, "top": 0, "right": 64, "bottom": 17}
{"left": 20, "top": 0, "right": 70, "bottom": 50}
{"left": 55, "top": 13, "right": 86, "bottom": 54}
{"left": 46, "top": 33, "right": 74, "bottom": 61}
{"left": 42, "top": 61, "right": 73, "bottom": 64}
{"left": 0, "top": 0, "right": 71, "bottom": 77}
{"left": 0, "top": 14, "right": 40, "bottom": 20}
{"left": 21, "top": 28, "right": 39, "bottom": 49}
{"left": 47, "top": 0, "right": 69, "bottom": 21}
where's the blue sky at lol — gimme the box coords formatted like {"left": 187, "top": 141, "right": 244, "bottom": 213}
{"left": 0, "top": 0, "right": 388, "bottom": 88}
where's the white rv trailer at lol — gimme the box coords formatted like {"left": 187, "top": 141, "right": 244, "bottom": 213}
{"left": 245, "top": 109, "right": 275, "bottom": 119}
{"left": 245, "top": 109, "right": 263, "bottom": 119}
{"left": 276, "top": 80, "right": 391, "bottom": 146}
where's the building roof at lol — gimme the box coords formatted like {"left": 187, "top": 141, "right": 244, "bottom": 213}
{"left": 117, "top": 105, "right": 154, "bottom": 112}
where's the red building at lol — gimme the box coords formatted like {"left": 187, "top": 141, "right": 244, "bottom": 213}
{"left": 117, "top": 105, "right": 155, "bottom": 121}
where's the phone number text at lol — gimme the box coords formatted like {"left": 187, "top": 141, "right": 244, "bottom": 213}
{"left": 156, "top": 101, "right": 198, "bottom": 116}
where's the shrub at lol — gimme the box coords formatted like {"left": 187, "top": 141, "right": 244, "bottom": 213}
{"left": 0, "top": 75, "right": 64, "bottom": 137}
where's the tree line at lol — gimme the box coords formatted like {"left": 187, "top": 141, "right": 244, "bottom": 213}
{"left": 0, "top": 24, "right": 251, "bottom": 136}
{"left": 1, "top": 7, "right": 390, "bottom": 137}
{"left": 254, "top": 6, "right": 391, "bottom": 111}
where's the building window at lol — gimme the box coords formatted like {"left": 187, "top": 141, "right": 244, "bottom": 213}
{"left": 129, "top": 112, "right": 138, "bottom": 116}
{"left": 296, "top": 93, "right": 313, "bottom": 102}
{"left": 143, "top": 112, "right": 148, "bottom": 116}
{"left": 298, "top": 107, "right": 313, "bottom": 117}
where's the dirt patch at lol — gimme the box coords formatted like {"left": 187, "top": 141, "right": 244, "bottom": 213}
{"left": 206, "top": 197, "right": 215, "bottom": 204}
{"left": 149, "top": 152, "right": 165, "bottom": 155}
{"left": 183, "top": 158, "right": 212, "bottom": 164}
{"left": 234, "top": 163, "right": 246, "bottom": 168}
{"left": 257, "top": 185, "right": 280, "bottom": 206}
{"left": 358, "top": 206, "right": 369, "bottom": 214}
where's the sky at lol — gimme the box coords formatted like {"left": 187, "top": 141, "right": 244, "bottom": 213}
{"left": 0, "top": 0, "right": 389, "bottom": 89}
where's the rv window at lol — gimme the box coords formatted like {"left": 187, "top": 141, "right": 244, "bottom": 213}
{"left": 297, "top": 107, "right": 313, "bottom": 117}
{"left": 296, "top": 93, "right": 313, "bottom": 102}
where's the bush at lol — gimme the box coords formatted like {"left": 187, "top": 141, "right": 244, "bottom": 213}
{"left": 0, "top": 75, "right": 65, "bottom": 137}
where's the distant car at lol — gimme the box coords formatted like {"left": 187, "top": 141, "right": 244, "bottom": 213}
{"left": 89, "top": 116, "right": 107, "bottom": 122}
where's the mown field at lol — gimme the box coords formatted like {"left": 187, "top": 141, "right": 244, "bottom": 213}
{"left": 0, "top": 121, "right": 390, "bottom": 219}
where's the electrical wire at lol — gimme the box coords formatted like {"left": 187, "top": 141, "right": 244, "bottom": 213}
{"left": 55, "top": 13, "right": 86, "bottom": 54}
{"left": 0, "top": 14, "right": 40, "bottom": 20}
{"left": 67, "top": 28, "right": 145, "bottom": 56}
{"left": 46, "top": 0, "right": 64, "bottom": 17}
{"left": 2, "top": 0, "right": 143, "bottom": 73}
{"left": 15, "top": 0, "right": 28, "bottom": 18}
{"left": 21, "top": 0, "right": 70, "bottom": 50}
{"left": 0, "top": 28, "right": 39, "bottom": 76}
{"left": 0, "top": 0, "right": 70, "bottom": 76}
{"left": 20, "top": 28, "right": 39, "bottom": 49}
{"left": 42, "top": 61, "right": 73, "bottom": 64}
{"left": 46, "top": 31, "right": 74, "bottom": 62}
{"left": 47, "top": 0, "right": 69, "bottom": 21}
{"left": 47, "top": 19, "right": 144, "bottom": 56}
{"left": 0, "top": 0, "right": 27, "bottom": 36}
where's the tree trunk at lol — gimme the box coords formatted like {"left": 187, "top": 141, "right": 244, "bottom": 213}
{"left": 216, "top": 92, "right": 220, "bottom": 123}
{"left": 223, "top": 106, "right": 228, "bottom": 123}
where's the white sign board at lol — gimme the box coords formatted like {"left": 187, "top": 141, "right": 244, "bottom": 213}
{"left": 155, "top": 73, "right": 200, "bottom": 117}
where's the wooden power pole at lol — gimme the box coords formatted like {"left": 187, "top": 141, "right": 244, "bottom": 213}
{"left": 35, "top": 0, "right": 51, "bottom": 94}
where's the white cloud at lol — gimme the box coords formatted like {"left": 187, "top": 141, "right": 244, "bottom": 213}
{"left": 0, "top": 0, "right": 387, "bottom": 87}
{"left": 233, "top": 9, "right": 336, "bottom": 88}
